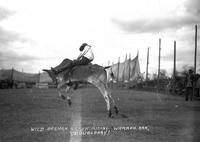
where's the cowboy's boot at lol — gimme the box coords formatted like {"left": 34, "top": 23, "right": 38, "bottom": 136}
{"left": 51, "top": 67, "right": 58, "bottom": 75}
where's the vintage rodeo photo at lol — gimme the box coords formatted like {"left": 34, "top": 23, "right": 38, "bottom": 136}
{"left": 0, "top": 0, "right": 200, "bottom": 142}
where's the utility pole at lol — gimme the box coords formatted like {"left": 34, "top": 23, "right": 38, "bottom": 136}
{"left": 194, "top": 25, "right": 197, "bottom": 74}
{"left": 172, "top": 40, "right": 177, "bottom": 94}
{"left": 173, "top": 41, "right": 176, "bottom": 78}
{"left": 192, "top": 25, "right": 198, "bottom": 100}
{"left": 158, "top": 38, "right": 161, "bottom": 91}
{"left": 146, "top": 47, "right": 150, "bottom": 81}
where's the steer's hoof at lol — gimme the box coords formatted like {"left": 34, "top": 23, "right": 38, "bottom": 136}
{"left": 68, "top": 99, "right": 72, "bottom": 106}
{"left": 108, "top": 110, "right": 112, "bottom": 118}
{"left": 61, "top": 95, "right": 66, "bottom": 100}
{"left": 114, "top": 106, "right": 119, "bottom": 114}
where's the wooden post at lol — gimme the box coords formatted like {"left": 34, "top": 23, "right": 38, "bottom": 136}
{"left": 38, "top": 71, "right": 40, "bottom": 83}
{"left": 11, "top": 68, "right": 14, "bottom": 80}
{"left": 158, "top": 38, "right": 161, "bottom": 91}
{"left": 111, "top": 62, "right": 114, "bottom": 88}
{"left": 146, "top": 47, "right": 149, "bottom": 81}
{"left": 117, "top": 57, "right": 120, "bottom": 87}
{"left": 173, "top": 41, "right": 176, "bottom": 78}
{"left": 194, "top": 25, "right": 197, "bottom": 74}
{"left": 172, "top": 40, "right": 177, "bottom": 94}
{"left": 11, "top": 68, "right": 14, "bottom": 88}
{"left": 192, "top": 25, "right": 198, "bottom": 100}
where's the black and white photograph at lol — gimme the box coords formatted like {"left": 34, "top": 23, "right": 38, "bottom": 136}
{"left": 0, "top": 0, "right": 200, "bottom": 141}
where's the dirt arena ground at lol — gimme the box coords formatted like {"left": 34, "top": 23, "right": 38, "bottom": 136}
{"left": 0, "top": 87, "right": 200, "bottom": 142}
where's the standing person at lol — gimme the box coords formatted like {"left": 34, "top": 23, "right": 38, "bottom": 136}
{"left": 51, "top": 43, "right": 94, "bottom": 74}
{"left": 185, "top": 69, "right": 194, "bottom": 101}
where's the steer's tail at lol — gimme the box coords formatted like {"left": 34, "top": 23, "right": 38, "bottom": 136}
{"left": 103, "top": 66, "right": 114, "bottom": 80}
{"left": 104, "top": 66, "right": 111, "bottom": 69}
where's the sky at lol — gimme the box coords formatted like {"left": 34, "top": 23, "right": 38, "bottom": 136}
{"left": 0, "top": 0, "right": 200, "bottom": 76}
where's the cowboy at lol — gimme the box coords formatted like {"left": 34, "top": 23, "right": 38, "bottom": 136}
{"left": 185, "top": 69, "right": 194, "bottom": 101}
{"left": 51, "top": 43, "right": 94, "bottom": 74}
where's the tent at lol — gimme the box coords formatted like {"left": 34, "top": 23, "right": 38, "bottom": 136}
{"left": 106, "top": 53, "right": 141, "bottom": 82}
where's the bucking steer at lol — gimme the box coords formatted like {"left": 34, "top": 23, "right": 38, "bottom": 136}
{"left": 43, "top": 58, "right": 119, "bottom": 117}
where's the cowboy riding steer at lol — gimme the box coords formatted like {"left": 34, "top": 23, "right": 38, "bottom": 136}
{"left": 43, "top": 58, "right": 119, "bottom": 117}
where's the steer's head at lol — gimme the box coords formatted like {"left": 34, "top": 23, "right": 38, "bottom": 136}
{"left": 42, "top": 69, "right": 57, "bottom": 84}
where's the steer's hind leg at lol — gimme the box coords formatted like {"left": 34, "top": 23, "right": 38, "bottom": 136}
{"left": 57, "top": 82, "right": 66, "bottom": 100}
{"left": 65, "top": 85, "right": 73, "bottom": 106}
{"left": 98, "top": 86, "right": 112, "bottom": 117}
{"left": 88, "top": 78, "right": 112, "bottom": 117}
{"left": 105, "top": 84, "right": 119, "bottom": 114}
{"left": 108, "top": 92, "right": 119, "bottom": 114}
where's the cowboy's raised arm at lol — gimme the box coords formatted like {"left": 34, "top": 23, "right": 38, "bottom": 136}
{"left": 77, "top": 52, "right": 83, "bottom": 60}
{"left": 77, "top": 46, "right": 90, "bottom": 59}
{"left": 82, "top": 47, "right": 90, "bottom": 56}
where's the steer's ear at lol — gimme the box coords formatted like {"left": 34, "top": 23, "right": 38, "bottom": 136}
{"left": 42, "top": 69, "right": 48, "bottom": 72}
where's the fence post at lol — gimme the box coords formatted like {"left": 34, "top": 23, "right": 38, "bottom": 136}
{"left": 10, "top": 68, "right": 14, "bottom": 89}
{"left": 38, "top": 71, "right": 40, "bottom": 83}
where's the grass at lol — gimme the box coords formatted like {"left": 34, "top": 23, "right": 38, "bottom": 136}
{"left": 0, "top": 87, "right": 200, "bottom": 142}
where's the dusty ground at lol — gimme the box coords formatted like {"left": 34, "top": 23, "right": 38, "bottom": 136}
{"left": 0, "top": 87, "right": 200, "bottom": 142}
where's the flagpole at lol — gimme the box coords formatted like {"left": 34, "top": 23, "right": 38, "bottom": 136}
{"left": 158, "top": 38, "right": 161, "bottom": 91}
{"left": 122, "top": 54, "right": 127, "bottom": 83}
